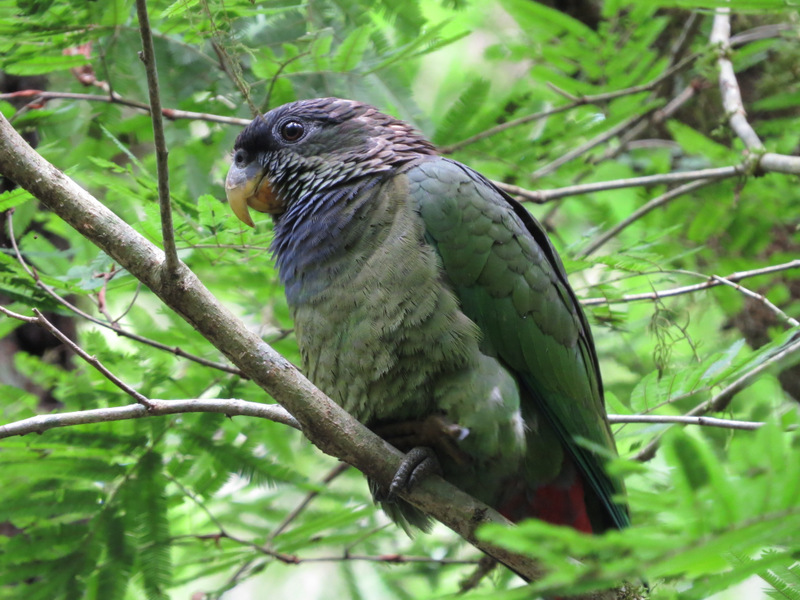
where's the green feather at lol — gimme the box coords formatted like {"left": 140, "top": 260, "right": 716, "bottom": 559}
{"left": 410, "top": 157, "right": 629, "bottom": 530}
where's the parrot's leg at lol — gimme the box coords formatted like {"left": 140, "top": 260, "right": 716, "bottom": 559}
{"left": 388, "top": 446, "right": 440, "bottom": 499}
{"left": 372, "top": 415, "right": 470, "bottom": 501}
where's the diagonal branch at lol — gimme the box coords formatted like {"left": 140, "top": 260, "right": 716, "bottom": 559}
{"left": 0, "top": 305, "right": 153, "bottom": 408}
{"left": 439, "top": 53, "right": 699, "bottom": 155}
{"left": 0, "top": 111, "right": 567, "bottom": 590}
{"left": 578, "top": 178, "right": 721, "bottom": 258}
{"left": 581, "top": 259, "right": 800, "bottom": 306}
{"left": 531, "top": 111, "right": 655, "bottom": 180}
{"left": 635, "top": 333, "right": 800, "bottom": 461}
{"left": 711, "top": 9, "right": 764, "bottom": 153}
{"left": 711, "top": 275, "right": 799, "bottom": 328}
{"left": 5, "top": 210, "right": 244, "bottom": 376}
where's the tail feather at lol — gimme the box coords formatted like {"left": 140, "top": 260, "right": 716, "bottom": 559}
{"left": 498, "top": 474, "right": 594, "bottom": 533}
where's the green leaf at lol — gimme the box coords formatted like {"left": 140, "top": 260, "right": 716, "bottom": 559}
{"left": 333, "top": 26, "right": 372, "bottom": 72}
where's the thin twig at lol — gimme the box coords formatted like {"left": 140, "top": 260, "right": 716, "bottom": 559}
{"left": 601, "top": 79, "right": 707, "bottom": 162}
{"left": 635, "top": 333, "right": 800, "bottom": 461}
{"left": 439, "top": 53, "right": 700, "bottom": 155}
{"left": 268, "top": 463, "right": 350, "bottom": 542}
{"left": 225, "top": 462, "right": 348, "bottom": 591}
{"left": 21, "top": 307, "right": 154, "bottom": 408}
{"left": 579, "top": 178, "right": 721, "bottom": 258}
{"left": 705, "top": 333, "right": 800, "bottom": 415}
{"left": 0, "top": 304, "right": 36, "bottom": 322}
{"left": 730, "top": 23, "right": 796, "bottom": 46}
{"left": 203, "top": 3, "right": 256, "bottom": 115}
{"left": 190, "top": 530, "right": 479, "bottom": 565}
{"left": 711, "top": 8, "right": 764, "bottom": 152}
{"left": 136, "top": 0, "right": 178, "bottom": 274}
{"left": 711, "top": 275, "right": 799, "bottom": 328}
{"left": 5, "top": 211, "right": 243, "bottom": 376}
{"left": 531, "top": 111, "right": 656, "bottom": 179}
{"left": 582, "top": 259, "right": 800, "bottom": 306}
{"left": 669, "top": 13, "right": 702, "bottom": 69}
{"left": 494, "top": 165, "right": 742, "bottom": 204}
{"left": 608, "top": 414, "right": 766, "bottom": 430}
{"left": 0, "top": 90, "right": 250, "bottom": 126}
{"left": 0, "top": 398, "right": 299, "bottom": 439}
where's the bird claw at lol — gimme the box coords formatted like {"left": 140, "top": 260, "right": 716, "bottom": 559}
{"left": 372, "top": 415, "right": 470, "bottom": 502}
{"left": 373, "top": 414, "right": 471, "bottom": 466}
{"left": 386, "top": 446, "right": 442, "bottom": 502}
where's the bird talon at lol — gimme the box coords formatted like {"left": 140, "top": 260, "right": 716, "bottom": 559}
{"left": 387, "top": 446, "right": 440, "bottom": 501}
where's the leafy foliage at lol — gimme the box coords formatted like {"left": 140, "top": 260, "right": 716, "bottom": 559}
{"left": 1, "top": 0, "right": 799, "bottom": 599}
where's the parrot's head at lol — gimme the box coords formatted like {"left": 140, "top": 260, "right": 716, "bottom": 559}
{"left": 225, "top": 97, "right": 437, "bottom": 227}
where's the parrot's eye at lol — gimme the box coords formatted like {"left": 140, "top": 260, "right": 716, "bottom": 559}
{"left": 233, "top": 149, "right": 248, "bottom": 166}
{"left": 280, "top": 120, "right": 305, "bottom": 142}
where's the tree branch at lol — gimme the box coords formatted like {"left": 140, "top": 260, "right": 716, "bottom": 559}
{"left": 531, "top": 111, "right": 655, "bottom": 180}
{"left": 0, "top": 304, "right": 153, "bottom": 408}
{"left": 582, "top": 260, "right": 800, "bottom": 306}
{"left": 0, "top": 90, "right": 251, "bottom": 126}
{"left": 0, "top": 112, "right": 560, "bottom": 588}
{"left": 439, "top": 53, "right": 699, "bottom": 155}
{"left": 711, "top": 275, "right": 799, "bottom": 328}
{"left": 136, "top": 0, "right": 178, "bottom": 274}
{"left": 635, "top": 333, "right": 800, "bottom": 461}
{"left": 579, "top": 178, "right": 720, "bottom": 258}
{"left": 608, "top": 414, "right": 767, "bottom": 431}
{"left": 5, "top": 210, "right": 243, "bottom": 376}
{"left": 493, "top": 165, "right": 742, "bottom": 204}
{"left": 0, "top": 398, "right": 299, "bottom": 439}
{"left": 711, "top": 9, "right": 764, "bottom": 152}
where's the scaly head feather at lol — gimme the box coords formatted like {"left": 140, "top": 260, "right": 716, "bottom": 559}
{"left": 225, "top": 97, "right": 436, "bottom": 226}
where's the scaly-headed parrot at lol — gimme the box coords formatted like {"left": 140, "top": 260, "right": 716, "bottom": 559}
{"left": 225, "top": 97, "right": 629, "bottom": 535}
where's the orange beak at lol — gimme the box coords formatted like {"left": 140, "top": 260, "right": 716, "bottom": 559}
{"left": 225, "top": 160, "right": 284, "bottom": 227}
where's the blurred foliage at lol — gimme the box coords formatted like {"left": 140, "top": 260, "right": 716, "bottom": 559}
{"left": 0, "top": 0, "right": 799, "bottom": 599}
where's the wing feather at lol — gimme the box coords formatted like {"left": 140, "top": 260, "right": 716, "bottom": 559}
{"left": 408, "top": 157, "right": 629, "bottom": 529}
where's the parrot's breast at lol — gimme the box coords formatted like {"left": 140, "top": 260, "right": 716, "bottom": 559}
{"left": 271, "top": 172, "right": 528, "bottom": 469}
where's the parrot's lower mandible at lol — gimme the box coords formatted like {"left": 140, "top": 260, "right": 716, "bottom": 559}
{"left": 225, "top": 97, "right": 629, "bottom": 535}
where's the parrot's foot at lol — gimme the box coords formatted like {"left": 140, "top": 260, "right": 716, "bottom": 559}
{"left": 372, "top": 414, "right": 471, "bottom": 503}
{"left": 374, "top": 414, "right": 470, "bottom": 466}
{"left": 387, "top": 446, "right": 441, "bottom": 501}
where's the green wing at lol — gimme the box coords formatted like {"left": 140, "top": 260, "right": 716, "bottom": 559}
{"left": 407, "top": 157, "right": 629, "bottom": 529}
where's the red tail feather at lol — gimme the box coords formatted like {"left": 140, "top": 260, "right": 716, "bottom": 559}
{"left": 498, "top": 470, "right": 594, "bottom": 533}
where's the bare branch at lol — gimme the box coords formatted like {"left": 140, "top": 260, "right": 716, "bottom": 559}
{"left": 0, "top": 398, "right": 299, "bottom": 439}
{"left": 730, "top": 23, "right": 796, "bottom": 46}
{"left": 494, "top": 165, "right": 742, "bottom": 204}
{"left": 608, "top": 414, "right": 766, "bottom": 431}
{"left": 0, "top": 90, "right": 251, "bottom": 126}
{"left": 711, "top": 9, "right": 764, "bottom": 152}
{"left": 189, "top": 529, "right": 479, "bottom": 566}
{"left": 579, "top": 178, "right": 720, "bottom": 258}
{"left": 711, "top": 275, "right": 799, "bottom": 328}
{"left": 0, "top": 304, "right": 36, "bottom": 322}
{"left": 0, "top": 304, "right": 153, "bottom": 408}
{"left": 582, "top": 260, "right": 800, "bottom": 307}
{"left": 531, "top": 111, "right": 655, "bottom": 180}
{"left": 601, "top": 79, "right": 707, "bottom": 162}
{"left": 136, "top": 0, "right": 178, "bottom": 274}
{"left": 268, "top": 463, "right": 350, "bottom": 541}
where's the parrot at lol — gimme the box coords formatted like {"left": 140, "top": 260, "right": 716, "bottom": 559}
{"left": 224, "top": 97, "right": 629, "bottom": 537}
